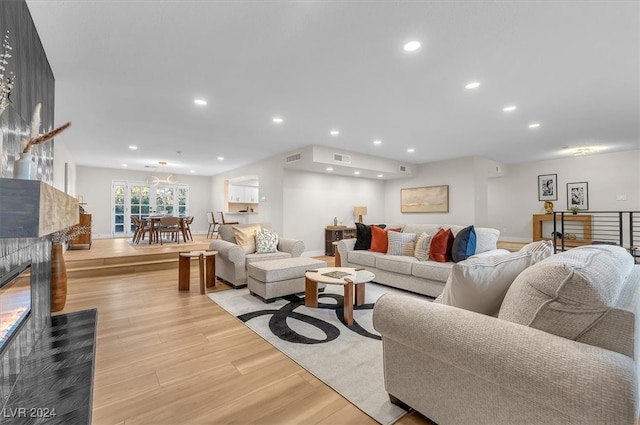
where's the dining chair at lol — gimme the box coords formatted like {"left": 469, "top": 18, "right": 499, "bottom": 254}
{"left": 131, "top": 216, "right": 154, "bottom": 244}
{"left": 219, "top": 211, "right": 239, "bottom": 225}
{"left": 206, "top": 212, "right": 220, "bottom": 239}
{"left": 158, "top": 216, "right": 181, "bottom": 245}
{"left": 184, "top": 216, "right": 194, "bottom": 241}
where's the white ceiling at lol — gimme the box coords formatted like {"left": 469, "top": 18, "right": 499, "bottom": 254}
{"left": 25, "top": 0, "right": 639, "bottom": 177}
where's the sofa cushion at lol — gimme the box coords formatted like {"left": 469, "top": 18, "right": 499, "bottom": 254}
{"left": 451, "top": 225, "right": 476, "bottom": 263}
{"left": 376, "top": 255, "right": 417, "bottom": 275}
{"left": 440, "top": 250, "right": 543, "bottom": 316}
{"left": 414, "top": 232, "right": 432, "bottom": 261}
{"left": 473, "top": 227, "right": 500, "bottom": 254}
{"left": 348, "top": 250, "right": 384, "bottom": 267}
{"left": 430, "top": 228, "right": 454, "bottom": 262}
{"left": 387, "top": 231, "right": 416, "bottom": 256}
{"left": 233, "top": 224, "right": 261, "bottom": 254}
{"left": 498, "top": 245, "right": 635, "bottom": 356}
{"left": 411, "top": 261, "right": 453, "bottom": 283}
{"left": 255, "top": 228, "right": 278, "bottom": 253}
{"left": 354, "top": 223, "right": 372, "bottom": 250}
{"left": 245, "top": 251, "right": 291, "bottom": 265}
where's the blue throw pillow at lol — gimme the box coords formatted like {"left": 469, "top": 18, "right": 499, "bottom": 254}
{"left": 452, "top": 225, "right": 477, "bottom": 263}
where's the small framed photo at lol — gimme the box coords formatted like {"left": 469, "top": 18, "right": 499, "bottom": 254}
{"left": 567, "top": 182, "right": 589, "bottom": 211}
{"left": 538, "top": 174, "right": 557, "bottom": 201}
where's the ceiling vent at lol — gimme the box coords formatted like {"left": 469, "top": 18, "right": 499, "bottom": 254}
{"left": 285, "top": 152, "right": 302, "bottom": 163}
{"left": 399, "top": 165, "right": 410, "bottom": 173}
{"left": 333, "top": 153, "right": 351, "bottom": 163}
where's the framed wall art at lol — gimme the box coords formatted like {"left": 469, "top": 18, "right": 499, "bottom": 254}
{"left": 567, "top": 182, "right": 589, "bottom": 211}
{"left": 538, "top": 174, "right": 557, "bottom": 201}
{"left": 401, "top": 185, "right": 449, "bottom": 213}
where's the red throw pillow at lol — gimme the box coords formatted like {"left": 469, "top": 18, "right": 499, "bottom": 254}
{"left": 429, "top": 228, "right": 454, "bottom": 262}
{"left": 370, "top": 225, "right": 402, "bottom": 253}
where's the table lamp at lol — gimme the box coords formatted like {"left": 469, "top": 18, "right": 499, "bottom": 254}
{"left": 353, "top": 206, "right": 367, "bottom": 224}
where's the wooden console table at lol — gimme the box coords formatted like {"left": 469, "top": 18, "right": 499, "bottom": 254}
{"left": 325, "top": 226, "right": 356, "bottom": 256}
{"left": 532, "top": 213, "right": 592, "bottom": 247}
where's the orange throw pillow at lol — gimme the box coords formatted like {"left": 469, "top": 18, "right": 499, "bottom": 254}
{"left": 430, "top": 228, "right": 454, "bottom": 262}
{"left": 370, "top": 225, "right": 402, "bottom": 253}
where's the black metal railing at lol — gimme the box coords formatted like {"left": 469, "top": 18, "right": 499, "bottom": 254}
{"left": 550, "top": 211, "right": 639, "bottom": 263}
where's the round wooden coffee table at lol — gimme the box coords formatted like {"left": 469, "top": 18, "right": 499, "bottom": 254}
{"left": 304, "top": 267, "right": 375, "bottom": 326}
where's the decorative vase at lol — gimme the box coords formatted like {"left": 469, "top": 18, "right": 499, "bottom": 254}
{"left": 51, "top": 244, "right": 68, "bottom": 312}
{"left": 13, "top": 152, "right": 37, "bottom": 180}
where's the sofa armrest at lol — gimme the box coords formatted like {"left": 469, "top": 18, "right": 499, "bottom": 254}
{"left": 277, "top": 237, "right": 304, "bottom": 257}
{"left": 336, "top": 238, "right": 356, "bottom": 260}
{"left": 209, "top": 239, "right": 245, "bottom": 265}
{"left": 373, "top": 293, "right": 637, "bottom": 423}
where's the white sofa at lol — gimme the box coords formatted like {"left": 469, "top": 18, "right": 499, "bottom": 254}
{"left": 209, "top": 223, "right": 304, "bottom": 288}
{"left": 373, "top": 245, "right": 639, "bottom": 425}
{"left": 335, "top": 224, "right": 502, "bottom": 297}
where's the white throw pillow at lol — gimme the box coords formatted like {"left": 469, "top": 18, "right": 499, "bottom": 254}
{"left": 256, "top": 228, "right": 279, "bottom": 253}
{"left": 414, "top": 232, "right": 432, "bottom": 261}
{"left": 519, "top": 240, "right": 553, "bottom": 261}
{"left": 387, "top": 231, "right": 416, "bottom": 256}
{"left": 440, "top": 250, "right": 544, "bottom": 316}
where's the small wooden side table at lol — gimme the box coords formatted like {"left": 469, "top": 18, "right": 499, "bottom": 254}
{"left": 178, "top": 250, "right": 217, "bottom": 295}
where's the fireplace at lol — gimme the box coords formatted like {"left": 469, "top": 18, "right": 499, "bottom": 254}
{"left": 0, "top": 262, "right": 32, "bottom": 354}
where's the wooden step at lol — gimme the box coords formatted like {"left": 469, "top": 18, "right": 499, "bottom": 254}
{"left": 66, "top": 252, "right": 181, "bottom": 279}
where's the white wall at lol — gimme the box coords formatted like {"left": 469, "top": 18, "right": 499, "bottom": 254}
{"left": 52, "top": 139, "right": 76, "bottom": 194}
{"left": 488, "top": 149, "right": 640, "bottom": 241}
{"left": 282, "top": 169, "right": 386, "bottom": 256}
{"left": 76, "top": 166, "right": 213, "bottom": 238}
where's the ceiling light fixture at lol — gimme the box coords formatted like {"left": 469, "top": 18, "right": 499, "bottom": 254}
{"left": 326, "top": 167, "right": 333, "bottom": 171}
{"left": 217, "top": 156, "right": 224, "bottom": 161}
{"left": 146, "top": 161, "right": 178, "bottom": 186}
{"left": 194, "top": 99, "right": 207, "bottom": 105}
{"left": 377, "top": 174, "right": 384, "bottom": 178}
{"left": 190, "top": 170, "right": 195, "bottom": 173}
{"left": 528, "top": 123, "right": 541, "bottom": 129}
{"left": 128, "top": 145, "right": 138, "bottom": 150}
{"left": 121, "top": 164, "right": 127, "bottom": 167}
{"left": 503, "top": 105, "right": 517, "bottom": 112}
{"left": 354, "top": 171, "right": 360, "bottom": 175}
{"left": 407, "top": 148, "right": 415, "bottom": 153}
{"left": 330, "top": 130, "right": 340, "bottom": 136}
{"left": 571, "top": 147, "right": 600, "bottom": 156}
{"left": 373, "top": 140, "right": 382, "bottom": 145}
{"left": 403, "top": 41, "right": 421, "bottom": 52}
{"left": 465, "top": 81, "right": 480, "bottom": 89}
{"left": 272, "top": 117, "right": 283, "bottom": 124}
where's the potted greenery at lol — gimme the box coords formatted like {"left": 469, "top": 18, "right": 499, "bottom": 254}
{"left": 569, "top": 205, "right": 580, "bottom": 214}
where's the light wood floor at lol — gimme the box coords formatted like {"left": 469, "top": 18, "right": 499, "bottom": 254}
{"left": 60, "top": 235, "right": 435, "bottom": 425}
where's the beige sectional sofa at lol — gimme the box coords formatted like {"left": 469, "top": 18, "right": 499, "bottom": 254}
{"left": 335, "top": 224, "right": 503, "bottom": 297}
{"left": 373, "top": 244, "right": 639, "bottom": 425}
{"left": 209, "top": 223, "right": 304, "bottom": 288}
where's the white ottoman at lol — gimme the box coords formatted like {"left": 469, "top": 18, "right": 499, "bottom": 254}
{"left": 247, "top": 257, "right": 327, "bottom": 303}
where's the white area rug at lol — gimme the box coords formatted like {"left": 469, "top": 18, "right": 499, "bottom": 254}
{"left": 208, "top": 283, "right": 416, "bottom": 424}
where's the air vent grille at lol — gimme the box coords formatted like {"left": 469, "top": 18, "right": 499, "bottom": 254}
{"left": 285, "top": 153, "right": 301, "bottom": 163}
{"left": 399, "top": 165, "right": 408, "bottom": 173}
{"left": 333, "top": 153, "right": 352, "bottom": 163}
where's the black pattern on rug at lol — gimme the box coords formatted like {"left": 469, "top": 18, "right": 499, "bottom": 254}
{"left": 238, "top": 292, "right": 381, "bottom": 343}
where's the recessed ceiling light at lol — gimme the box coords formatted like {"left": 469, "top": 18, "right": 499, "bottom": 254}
{"left": 326, "top": 167, "right": 333, "bottom": 172}
{"left": 272, "top": 117, "right": 283, "bottom": 124}
{"left": 158, "top": 161, "right": 167, "bottom": 166}
{"left": 528, "top": 123, "right": 541, "bottom": 129}
{"left": 407, "top": 148, "right": 415, "bottom": 153}
{"left": 503, "top": 105, "right": 517, "bottom": 112}
{"left": 465, "top": 81, "right": 481, "bottom": 89}
{"left": 128, "top": 145, "right": 138, "bottom": 150}
{"left": 403, "top": 41, "right": 421, "bottom": 52}
{"left": 217, "top": 156, "right": 224, "bottom": 161}
{"left": 373, "top": 140, "right": 382, "bottom": 145}
{"left": 354, "top": 171, "right": 360, "bottom": 175}
{"left": 330, "top": 130, "right": 340, "bottom": 136}
{"left": 121, "top": 163, "right": 127, "bottom": 167}
{"left": 377, "top": 174, "right": 384, "bottom": 178}
{"left": 194, "top": 99, "right": 207, "bottom": 105}
{"left": 190, "top": 170, "right": 195, "bottom": 173}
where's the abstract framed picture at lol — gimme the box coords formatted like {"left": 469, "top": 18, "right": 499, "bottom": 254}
{"left": 401, "top": 185, "right": 449, "bottom": 213}
{"left": 538, "top": 174, "right": 557, "bottom": 201}
{"left": 567, "top": 182, "right": 589, "bottom": 211}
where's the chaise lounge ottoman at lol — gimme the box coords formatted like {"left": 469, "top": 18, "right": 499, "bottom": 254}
{"left": 247, "top": 257, "right": 327, "bottom": 303}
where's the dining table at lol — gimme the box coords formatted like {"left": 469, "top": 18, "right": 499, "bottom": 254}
{"left": 146, "top": 216, "right": 189, "bottom": 245}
